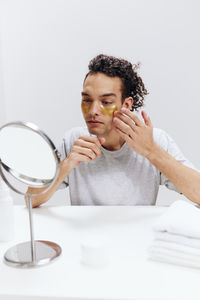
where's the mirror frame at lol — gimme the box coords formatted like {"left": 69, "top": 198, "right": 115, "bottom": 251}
{"left": 0, "top": 121, "right": 61, "bottom": 195}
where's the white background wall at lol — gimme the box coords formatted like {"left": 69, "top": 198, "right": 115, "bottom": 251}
{"left": 0, "top": 0, "right": 200, "bottom": 205}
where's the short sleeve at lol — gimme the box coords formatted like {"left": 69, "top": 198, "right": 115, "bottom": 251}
{"left": 57, "top": 138, "right": 69, "bottom": 189}
{"left": 156, "top": 129, "right": 199, "bottom": 192}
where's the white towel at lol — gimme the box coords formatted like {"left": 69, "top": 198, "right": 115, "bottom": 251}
{"left": 149, "top": 251, "right": 200, "bottom": 269}
{"left": 153, "top": 200, "right": 200, "bottom": 239}
{"left": 154, "top": 231, "right": 200, "bottom": 249}
{"left": 150, "top": 240, "right": 200, "bottom": 259}
{"left": 149, "top": 200, "right": 200, "bottom": 268}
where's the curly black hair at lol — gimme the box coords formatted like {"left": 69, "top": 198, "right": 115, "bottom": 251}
{"left": 85, "top": 54, "right": 148, "bottom": 111}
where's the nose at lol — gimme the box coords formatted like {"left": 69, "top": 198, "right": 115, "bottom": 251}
{"left": 88, "top": 101, "right": 101, "bottom": 115}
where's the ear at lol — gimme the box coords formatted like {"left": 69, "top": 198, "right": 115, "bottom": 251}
{"left": 122, "top": 97, "right": 133, "bottom": 110}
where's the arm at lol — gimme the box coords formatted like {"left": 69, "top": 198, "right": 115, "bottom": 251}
{"left": 26, "top": 136, "right": 105, "bottom": 208}
{"left": 113, "top": 108, "right": 200, "bottom": 205}
{"left": 26, "top": 158, "right": 73, "bottom": 208}
{"left": 147, "top": 143, "right": 200, "bottom": 204}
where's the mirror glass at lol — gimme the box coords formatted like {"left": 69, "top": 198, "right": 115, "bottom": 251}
{"left": 0, "top": 122, "right": 59, "bottom": 188}
{"left": 0, "top": 122, "right": 62, "bottom": 268}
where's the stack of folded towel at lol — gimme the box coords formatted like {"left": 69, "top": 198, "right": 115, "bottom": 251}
{"left": 149, "top": 200, "right": 200, "bottom": 268}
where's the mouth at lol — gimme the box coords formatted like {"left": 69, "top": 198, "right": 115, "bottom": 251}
{"left": 87, "top": 120, "right": 104, "bottom": 126}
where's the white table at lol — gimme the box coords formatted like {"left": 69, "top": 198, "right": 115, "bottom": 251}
{"left": 0, "top": 205, "right": 200, "bottom": 300}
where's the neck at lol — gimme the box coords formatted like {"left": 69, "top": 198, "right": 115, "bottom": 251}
{"left": 100, "top": 130, "right": 125, "bottom": 151}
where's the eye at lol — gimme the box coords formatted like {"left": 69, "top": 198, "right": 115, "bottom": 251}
{"left": 82, "top": 99, "right": 92, "bottom": 104}
{"left": 102, "top": 101, "right": 112, "bottom": 105}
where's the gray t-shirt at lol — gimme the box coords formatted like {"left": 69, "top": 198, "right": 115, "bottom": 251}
{"left": 58, "top": 127, "right": 196, "bottom": 205}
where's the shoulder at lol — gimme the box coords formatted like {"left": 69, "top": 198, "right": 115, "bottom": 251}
{"left": 58, "top": 126, "right": 90, "bottom": 158}
{"left": 153, "top": 128, "right": 199, "bottom": 172}
{"left": 63, "top": 126, "right": 90, "bottom": 146}
{"left": 153, "top": 128, "right": 177, "bottom": 152}
{"left": 153, "top": 128, "right": 186, "bottom": 161}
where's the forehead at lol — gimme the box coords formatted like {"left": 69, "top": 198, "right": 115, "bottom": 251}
{"left": 83, "top": 73, "right": 122, "bottom": 95}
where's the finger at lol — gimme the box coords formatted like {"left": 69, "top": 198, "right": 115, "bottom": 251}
{"left": 73, "top": 145, "right": 97, "bottom": 160}
{"left": 141, "top": 110, "right": 152, "bottom": 127}
{"left": 70, "top": 153, "right": 92, "bottom": 166}
{"left": 74, "top": 139, "right": 101, "bottom": 157}
{"left": 114, "top": 126, "right": 133, "bottom": 143}
{"left": 79, "top": 135, "right": 102, "bottom": 148}
{"left": 113, "top": 111, "right": 136, "bottom": 131}
{"left": 76, "top": 153, "right": 92, "bottom": 163}
{"left": 113, "top": 117, "right": 134, "bottom": 138}
{"left": 120, "top": 108, "right": 144, "bottom": 127}
{"left": 98, "top": 137, "right": 105, "bottom": 144}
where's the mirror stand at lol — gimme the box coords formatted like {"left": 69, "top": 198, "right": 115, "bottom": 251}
{"left": 4, "top": 194, "right": 61, "bottom": 268}
{"left": 0, "top": 121, "right": 62, "bottom": 268}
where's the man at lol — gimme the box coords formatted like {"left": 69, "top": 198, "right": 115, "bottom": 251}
{"left": 29, "top": 54, "right": 200, "bottom": 207}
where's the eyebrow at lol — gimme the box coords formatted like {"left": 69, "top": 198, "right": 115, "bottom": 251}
{"left": 100, "top": 93, "right": 117, "bottom": 98}
{"left": 81, "top": 92, "right": 117, "bottom": 98}
{"left": 81, "top": 92, "right": 90, "bottom": 97}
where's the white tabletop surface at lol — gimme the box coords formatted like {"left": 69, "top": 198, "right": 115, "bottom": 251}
{"left": 0, "top": 205, "right": 200, "bottom": 300}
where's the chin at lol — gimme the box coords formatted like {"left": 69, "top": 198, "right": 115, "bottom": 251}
{"left": 87, "top": 127, "right": 104, "bottom": 137}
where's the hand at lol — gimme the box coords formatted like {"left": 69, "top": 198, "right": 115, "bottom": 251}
{"left": 63, "top": 135, "right": 105, "bottom": 171}
{"left": 113, "top": 108, "right": 156, "bottom": 158}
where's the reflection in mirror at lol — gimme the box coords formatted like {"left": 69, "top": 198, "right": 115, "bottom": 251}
{"left": 1, "top": 164, "right": 29, "bottom": 195}
{"left": 0, "top": 121, "right": 62, "bottom": 268}
{"left": 0, "top": 123, "right": 58, "bottom": 187}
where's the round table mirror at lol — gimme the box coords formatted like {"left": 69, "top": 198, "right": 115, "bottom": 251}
{"left": 0, "top": 121, "right": 62, "bottom": 268}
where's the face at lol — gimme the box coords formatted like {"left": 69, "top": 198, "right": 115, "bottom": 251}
{"left": 81, "top": 73, "right": 129, "bottom": 137}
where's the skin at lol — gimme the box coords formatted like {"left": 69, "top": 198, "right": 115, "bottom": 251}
{"left": 80, "top": 73, "right": 133, "bottom": 150}
{"left": 28, "top": 73, "right": 200, "bottom": 207}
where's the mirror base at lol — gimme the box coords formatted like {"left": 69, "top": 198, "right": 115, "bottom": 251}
{"left": 4, "top": 240, "right": 62, "bottom": 268}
